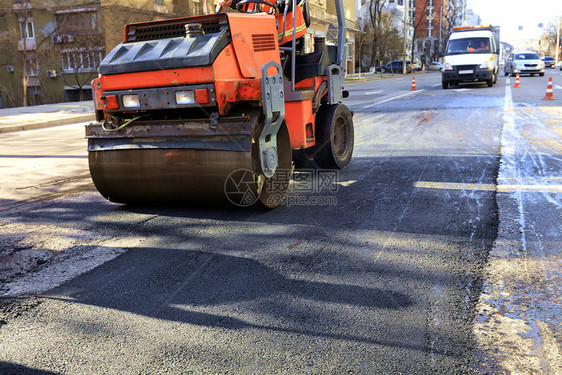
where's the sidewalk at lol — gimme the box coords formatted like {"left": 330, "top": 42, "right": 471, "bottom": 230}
{"left": 0, "top": 101, "right": 96, "bottom": 133}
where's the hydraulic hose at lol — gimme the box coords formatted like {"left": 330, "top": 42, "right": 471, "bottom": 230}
{"left": 101, "top": 115, "right": 146, "bottom": 132}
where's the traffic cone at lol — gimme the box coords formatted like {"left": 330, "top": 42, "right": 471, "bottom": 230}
{"left": 543, "top": 77, "right": 555, "bottom": 100}
{"left": 410, "top": 76, "right": 417, "bottom": 91}
{"left": 513, "top": 73, "right": 521, "bottom": 88}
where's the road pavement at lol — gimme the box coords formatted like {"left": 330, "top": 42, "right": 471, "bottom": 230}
{"left": 0, "top": 70, "right": 560, "bottom": 374}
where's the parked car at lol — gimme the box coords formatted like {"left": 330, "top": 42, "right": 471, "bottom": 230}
{"left": 427, "top": 61, "right": 443, "bottom": 71}
{"left": 412, "top": 60, "right": 422, "bottom": 71}
{"left": 379, "top": 60, "right": 413, "bottom": 74}
{"left": 542, "top": 56, "right": 555, "bottom": 68}
{"left": 504, "top": 52, "right": 545, "bottom": 76}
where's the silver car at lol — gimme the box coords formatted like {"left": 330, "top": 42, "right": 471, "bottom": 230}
{"left": 504, "top": 52, "right": 545, "bottom": 77}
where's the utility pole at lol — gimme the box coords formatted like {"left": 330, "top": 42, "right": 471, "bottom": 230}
{"left": 403, "top": 0, "right": 408, "bottom": 74}
{"left": 438, "top": 1, "right": 443, "bottom": 59}
{"left": 556, "top": 17, "right": 560, "bottom": 65}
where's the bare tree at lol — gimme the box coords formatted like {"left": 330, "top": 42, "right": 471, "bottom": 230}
{"left": 442, "top": 0, "right": 463, "bottom": 48}
{"left": 0, "top": 2, "right": 75, "bottom": 106}
{"left": 409, "top": 0, "right": 428, "bottom": 62}
{"left": 367, "top": 0, "right": 387, "bottom": 68}
{"left": 539, "top": 22, "right": 559, "bottom": 58}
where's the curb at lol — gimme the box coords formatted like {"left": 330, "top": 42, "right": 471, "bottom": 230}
{"left": 0, "top": 114, "right": 96, "bottom": 133}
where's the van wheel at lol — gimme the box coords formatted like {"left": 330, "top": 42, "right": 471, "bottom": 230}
{"left": 539, "top": 73, "right": 544, "bottom": 77}
{"left": 442, "top": 81, "right": 449, "bottom": 89}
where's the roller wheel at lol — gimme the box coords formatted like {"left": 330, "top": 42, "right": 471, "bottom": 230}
{"left": 313, "top": 103, "right": 354, "bottom": 169}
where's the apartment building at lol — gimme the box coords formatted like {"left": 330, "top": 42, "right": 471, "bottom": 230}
{"left": 0, "top": 0, "right": 356, "bottom": 108}
{"left": 409, "top": 0, "right": 466, "bottom": 62}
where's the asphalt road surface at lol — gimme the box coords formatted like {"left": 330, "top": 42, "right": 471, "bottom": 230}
{"left": 0, "top": 70, "right": 560, "bottom": 374}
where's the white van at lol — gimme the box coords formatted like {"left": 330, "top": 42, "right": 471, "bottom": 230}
{"left": 441, "top": 25, "right": 500, "bottom": 89}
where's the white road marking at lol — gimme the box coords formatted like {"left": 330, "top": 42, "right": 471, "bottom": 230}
{"left": 364, "top": 89, "right": 424, "bottom": 108}
{"left": 365, "top": 90, "right": 383, "bottom": 95}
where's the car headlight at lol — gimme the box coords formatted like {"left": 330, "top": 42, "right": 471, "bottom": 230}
{"left": 443, "top": 62, "right": 453, "bottom": 71}
{"left": 479, "top": 57, "right": 494, "bottom": 70}
{"left": 122, "top": 94, "right": 140, "bottom": 108}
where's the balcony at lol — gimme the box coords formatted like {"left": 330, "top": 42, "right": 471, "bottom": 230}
{"left": 12, "top": 1, "right": 31, "bottom": 11}
{"left": 18, "top": 38, "right": 36, "bottom": 51}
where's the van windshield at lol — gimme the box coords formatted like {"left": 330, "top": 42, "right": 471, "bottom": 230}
{"left": 446, "top": 38, "right": 492, "bottom": 55}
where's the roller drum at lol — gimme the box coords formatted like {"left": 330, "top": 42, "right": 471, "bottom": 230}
{"left": 89, "top": 148, "right": 254, "bottom": 205}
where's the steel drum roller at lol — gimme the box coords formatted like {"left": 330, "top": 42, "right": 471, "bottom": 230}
{"left": 87, "top": 122, "right": 292, "bottom": 207}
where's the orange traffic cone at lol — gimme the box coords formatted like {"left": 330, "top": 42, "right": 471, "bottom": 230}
{"left": 513, "top": 73, "right": 521, "bottom": 88}
{"left": 543, "top": 77, "right": 555, "bottom": 100}
{"left": 410, "top": 76, "right": 417, "bottom": 91}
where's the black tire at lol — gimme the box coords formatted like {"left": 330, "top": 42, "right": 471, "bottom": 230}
{"left": 504, "top": 69, "right": 509, "bottom": 76}
{"left": 442, "top": 80, "right": 449, "bottom": 89}
{"left": 486, "top": 78, "right": 493, "bottom": 87}
{"left": 313, "top": 104, "right": 354, "bottom": 169}
{"left": 539, "top": 73, "right": 544, "bottom": 77}
{"left": 493, "top": 71, "right": 497, "bottom": 84}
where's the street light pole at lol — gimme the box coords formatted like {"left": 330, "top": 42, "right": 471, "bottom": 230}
{"left": 403, "top": 0, "right": 408, "bottom": 74}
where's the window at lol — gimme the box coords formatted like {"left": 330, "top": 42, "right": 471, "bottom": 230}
{"left": 25, "top": 58, "right": 39, "bottom": 76}
{"left": 19, "top": 20, "right": 34, "bottom": 39}
{"left": 192, "top": 0, "right": 203, "bottom": 15}
{"left": 56, "top": 10, "right": 97, "bottom": 34}
{"left": 61, "top": 48, "right": 103, "bottom": 72}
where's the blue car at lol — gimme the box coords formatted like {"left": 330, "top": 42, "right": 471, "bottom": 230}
{"left": 542, "top": 56, "right": 555, "bottom": 69}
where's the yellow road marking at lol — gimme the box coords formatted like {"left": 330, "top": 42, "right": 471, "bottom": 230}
{"left": 414, "top": 181, "right": 562, "bottom": 193}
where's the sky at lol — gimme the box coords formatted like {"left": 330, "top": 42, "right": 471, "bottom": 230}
{"left": 467, "top": 0, "right": 562, "bottom": 43}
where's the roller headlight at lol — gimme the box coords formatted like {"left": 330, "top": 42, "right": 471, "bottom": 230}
{"left": 175, "top": 91, "right": 195, "bottom": 105}
{"left": 122, "top": 94, "right": 140, "bottom": 108}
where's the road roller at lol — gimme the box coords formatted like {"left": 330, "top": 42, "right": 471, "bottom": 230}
{"left": 86, "top": 0, "right": 354, "bottom": 208}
